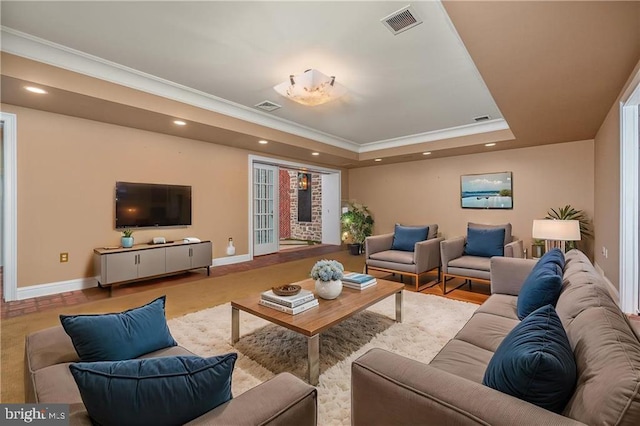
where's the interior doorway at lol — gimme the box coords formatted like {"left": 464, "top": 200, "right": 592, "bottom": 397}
{"left": 248, "top": 155, "right": 341, "bottom": 259}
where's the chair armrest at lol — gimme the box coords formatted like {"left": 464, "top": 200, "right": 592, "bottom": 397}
{"left": 504, "top": 239, "right": 524, "bottom": 258}
{"left": 490, "top": 257, "right": 537, "bottom": 295}
{"left": 186, "top": 372, "right": 317, "bottom": 425}
{"left": 365, "top": 233, "right": 394, "bottom": 258}
{"left": 440, "top": 236, "right": 465, "bottom": 273}
{"left": 414, "top": 237, "right": 443, "bottom": 272}
{"left": 352, "top": 348, "right": 584, "bottom": 426}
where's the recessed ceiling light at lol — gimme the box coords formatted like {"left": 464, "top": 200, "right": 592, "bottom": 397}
{"left": 258, "top": 140, "right": 268, "bottom": 145}
{"left": 311, "top": 152, "right": 320, "bottom": 156}
{"left": 422, "top": 152, "right": 431, "bottom": 156}
{"left": 485, "top": 143, "right": 497, "bottom": 147}
{"left": 173, "top": 120, "right": 187, "bottom": 126}
{"left": 25, "top": 86, "right": 47, "bottom": 94}
{"left": 374, "top": 158, "right": 382, "bottom": 162}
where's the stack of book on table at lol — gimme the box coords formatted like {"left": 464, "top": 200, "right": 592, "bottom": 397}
{"left": 259, "top": 289, "right": 319, "bottom": 314}
{"left": 342, "top": 272, "right": 377, "bottom": 290}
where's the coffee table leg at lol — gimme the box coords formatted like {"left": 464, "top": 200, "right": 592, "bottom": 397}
{"left": 308, "top": 334, "right": 319, "bottom": 386}
{"left": 395, "top": 291, "right": 403, "bottom": 323}
{"left": 231, "top": 307, "right": 239, "bottom": 344}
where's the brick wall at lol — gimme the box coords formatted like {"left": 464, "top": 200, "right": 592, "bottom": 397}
{"left": 279, "top": 170, "right": 291, "bottom": 239}
{"left": 288, "top": 171, "right": 322, "bottom": 242}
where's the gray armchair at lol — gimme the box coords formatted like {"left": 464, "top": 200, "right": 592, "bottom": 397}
{"left": 440, "top": 222, "right": 523, "bottom": 294}
{"left": 365, "top": 224, "right": 443, "bottom": 291}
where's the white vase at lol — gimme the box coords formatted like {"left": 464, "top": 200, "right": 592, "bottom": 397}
{"left": 315, "top": 279, "right": 342, "bottom": 300}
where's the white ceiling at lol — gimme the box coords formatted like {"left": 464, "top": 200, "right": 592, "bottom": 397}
{"left": 0, "top": 1, "right": 506, "bottom": 151}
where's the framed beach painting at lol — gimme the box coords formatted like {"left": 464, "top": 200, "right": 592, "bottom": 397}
{"left": 460, "top": 171, "right": 513, "bottom": 209}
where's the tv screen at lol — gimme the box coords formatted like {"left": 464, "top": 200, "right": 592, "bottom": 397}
{"left": 115, "top": 182, "right": 192, "bottom": 229}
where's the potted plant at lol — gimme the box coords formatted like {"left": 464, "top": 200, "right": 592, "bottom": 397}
{"left": 310, "top": 259, "right": 344, "bottom": 299}
{"left": 531, "top": 239, "right": 545, "bottom": 258}
{"left": 121, "top": 229, "right": 134, "bottom": 248}
{"left": 546, "top": 205, "right": 593, "bottom": 251}
{"left": 340, "top": 202, "right": 374, "bottom": 255}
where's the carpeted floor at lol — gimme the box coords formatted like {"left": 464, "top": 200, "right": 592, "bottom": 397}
{"left": 168, "top": 291, "right": 478, "bottom": 425}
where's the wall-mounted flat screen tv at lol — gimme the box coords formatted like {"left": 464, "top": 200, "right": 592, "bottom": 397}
{"left": 115, "top": 182, "right": 192, "bottom": 229}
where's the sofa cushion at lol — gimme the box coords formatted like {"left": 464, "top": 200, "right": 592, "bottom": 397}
{"left": 70, "top": 354, "right": 237, "bottom": 426}
{"left": 60, "top": 296, "right": 177, "bottom": 362}
{"left": 448, "top": 255, "right": 491, "bottom": 272}
{"left": 369, "top": 249, "right": 414, "bottom": 265}
{"left": 391, "top": 224, "right": 429, "bottom": 251}
{"left": 464, "top": 227, "right": 505, "bottom": 257}
{"left": 475, "top": 294, "right": 519, "bottom": 320}
{"left": 454, "top": 312, "right": 519, "bottom": 353}
{"left": 468, "top": 222, "right": 512, "bottom": 245}
{"left": 483, "top": 305, "right": 576, "bottom": 414}
{"left": 430, "top": 339, "right": 494, "bottom": 384}
{"left": 517, "top": 249, "right": 564, "bottom": 320}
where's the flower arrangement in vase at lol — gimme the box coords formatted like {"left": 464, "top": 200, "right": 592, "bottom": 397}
{"left": 310, "top": 259, "right": 344, "bottom": 300}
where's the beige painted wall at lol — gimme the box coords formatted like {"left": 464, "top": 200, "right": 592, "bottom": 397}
{"left": 594, "top": 58, "right": 640, "bottom": 289}
{"left": 4, "top": 105, "right": 253, "bottom": 288}
{"left": 349, "top": 140, "right": 594, "bottom": 260}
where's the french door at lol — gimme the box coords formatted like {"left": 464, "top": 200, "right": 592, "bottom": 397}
{"left": 253, "top": 163, "right": 279, "bottom": 256}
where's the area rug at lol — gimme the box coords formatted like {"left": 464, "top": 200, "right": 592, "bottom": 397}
{"left": 168, "top": 292, "right": 478, "bottom": 425}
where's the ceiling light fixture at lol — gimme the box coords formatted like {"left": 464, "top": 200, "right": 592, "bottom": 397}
{"left": 274, "top": 69, "right": 347, "bottom": 106}
{"left": 311, "top": 152, "right": 320, "bottom": 156}
{"left": 422, "top": 152, "right": 431, "bottom": 156}
{"left": 485, "top": 143, "right": 497, "bottom": 147}
{"left": 173, "top": 120, "right": 187, "bottom": 126}
{"left": 258, "top": 140, "right": 268, "bottom": 145}
{"left": 25, "top": 86, "right": 47, "bottom": 94}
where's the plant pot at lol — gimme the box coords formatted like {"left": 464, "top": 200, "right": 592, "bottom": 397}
{"left": 121, "top": 237, "right": 134, "bottom": 248}
{"left": 531, "top": 244, "right": 545, "bottom": 259}
{"left": 315, "top": 279, "right": 342, "bottom": 300}
{"left": 348, "top": 243, "right": 361, "bottom": 255}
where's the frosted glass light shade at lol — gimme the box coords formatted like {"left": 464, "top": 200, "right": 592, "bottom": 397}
{"left": 274, "top": 69, "right": 347, "bottom": 106}
{"left": 532, "top": 220, "right": 581, "bottom": 241}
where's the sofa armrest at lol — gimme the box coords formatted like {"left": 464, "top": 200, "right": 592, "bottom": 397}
{"left": 365, "top": 233, "right": 394, "bottom": 258}
{"left": 414, "top": 237, "right": 443, "bottom": 272}
{"left": 352, "top": 349, "right": 584, "bottom": 426}
{"left": 440, "top": 236, "right": 465, "bottom": 273}
{"left": 504, "top": 239, "right": 524, "bottom": 258}
{"left": 490, "top": 257, "right": 537, "bottom": 296}
{"left": 186, "top": 372, "right": 317, "bottom": 426}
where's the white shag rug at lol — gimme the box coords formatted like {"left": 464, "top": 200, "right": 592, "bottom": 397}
{"left": 168, "top": 292, "right": 478, "bottom": 426}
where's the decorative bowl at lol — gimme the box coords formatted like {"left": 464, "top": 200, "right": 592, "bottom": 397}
{"left": 272, "top": 284, "right": 301, "bottom": 296}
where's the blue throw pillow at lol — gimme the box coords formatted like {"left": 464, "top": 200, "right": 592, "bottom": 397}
{"left": 391, "top": 224, "right": 429, "bottom": 251}
{"left": 517, "top": 249, "right": 564, "bottom": 320}
{"left": 464, "top": 227, "right": 505, "bottom": 257}
{"left": 60, "top": 296, "right": 177, "bottom": 362}
{"left": 70, "top": 354, "right": 237, "bottom": 426}
{"left": 483, "top": 305, "right": 576, "bottom": 414}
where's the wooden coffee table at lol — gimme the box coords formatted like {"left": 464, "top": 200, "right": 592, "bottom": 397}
{"left": 231, "top": 277, "right": 404, "bottom": 386}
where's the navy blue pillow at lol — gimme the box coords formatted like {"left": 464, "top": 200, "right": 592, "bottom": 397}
{"left": 70, "top": 354, "right": 237, "bottom": 426}
{"left": 517, "top": 249, "right": 564, "bottom": 320}
{"left": 391, "top": 225, "right": 429, "bottom": 251}
{"left": 464, "top": 227, "right": 505, "bottom": 257}
{"left": 483, "top": 305, "right": 576, "bottom": 414}
{"left": 60, "top": 296, "right": 177, "bottom": 362}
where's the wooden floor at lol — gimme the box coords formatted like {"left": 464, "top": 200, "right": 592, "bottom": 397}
{"left": 0, "top": 245, "right": 490, "bottom": 318}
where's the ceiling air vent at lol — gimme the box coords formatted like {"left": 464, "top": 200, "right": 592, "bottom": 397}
{"left": 473, "top": 115, "right": 491, "bottom": 122}
{"left": 381, "top": 5, "right": 423, "bottom": 35}
{"left": 254, "top": 100, "right": 282, "bottom": 112}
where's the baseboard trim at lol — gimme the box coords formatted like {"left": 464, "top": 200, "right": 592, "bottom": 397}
{"left": 16, "top": 277, "right": 99, "bottom": 301}
{"left": 212, "top": 254, "right": 251, "bottom": 267}
{"left": 594, "top": 261, "right": 620, "bottom": 303}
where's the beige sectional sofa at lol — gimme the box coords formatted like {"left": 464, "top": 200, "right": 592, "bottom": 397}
{"left": 352, "top": 250, "right": 640, "bottom": 425}
{"left": 25, "top": 325, "right": 317, "bottom": 425}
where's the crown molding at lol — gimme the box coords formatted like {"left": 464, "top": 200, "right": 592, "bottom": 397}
{"left": 1, "top": 26, "right": 511, "bottom": 155}
{"left": 358, "top": 119, "right": 510, "bottom": 153}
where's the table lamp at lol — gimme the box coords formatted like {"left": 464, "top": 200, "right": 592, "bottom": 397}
{"left": 532, "top": 219, "right": 581, "bottom": 253}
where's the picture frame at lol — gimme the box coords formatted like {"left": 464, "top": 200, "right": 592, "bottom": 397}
{"left": 460, "top": 171, "right": 513, "bottom": 209}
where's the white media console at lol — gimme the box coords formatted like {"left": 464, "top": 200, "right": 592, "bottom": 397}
{"left": 94, "top": 240, "right": 212, "bottom": 293}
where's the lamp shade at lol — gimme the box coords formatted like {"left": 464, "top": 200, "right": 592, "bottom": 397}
{"left": 274, "top": 69, "right": 346, "bottom": 106}
{"left": 532, "top": 220, "right": 581, "bottom": 241}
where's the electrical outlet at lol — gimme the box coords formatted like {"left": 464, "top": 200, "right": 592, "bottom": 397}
{"left": 60, "top": 252, "right": 69, "bottom": 263}
{"left": 601, "top": 247, "right": 608, "bottom": 259}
